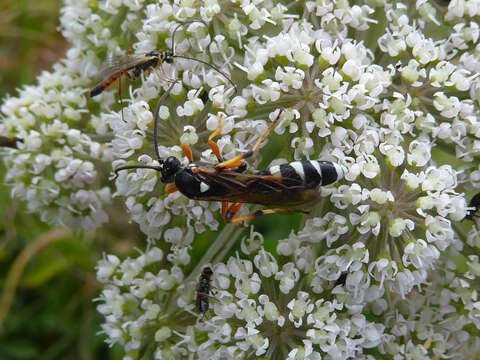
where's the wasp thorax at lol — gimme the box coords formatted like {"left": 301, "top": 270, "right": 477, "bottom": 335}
{"left": 161, "top": 156, "right": 181, "bottom": 183}
{"left": 147, "top": 50, "right": 160, "bottom": 57}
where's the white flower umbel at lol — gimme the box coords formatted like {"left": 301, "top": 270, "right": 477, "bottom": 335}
{"left": 97, "top": 232, "right": 386, "bottom": 359}
{"left": 1, "top": 58, "right": 113, "bottom": 230}
{"left": 2, "top": 0, "right": 480, "bottom": 358}
{"left": 97, "top": 221, "right": 480, "bottom": 360}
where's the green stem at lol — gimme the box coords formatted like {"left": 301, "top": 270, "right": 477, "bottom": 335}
{"left": 212, "top": 226, "right": 244, "bottom": 264}
{"left": 185, "top": 224, "right": 244, "bottom": 283}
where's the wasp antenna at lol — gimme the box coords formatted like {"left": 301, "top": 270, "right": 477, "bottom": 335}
{"left": 119, "top": 76, "right": 125, "bottom": 123}
{"left": 171, "top": 20, "right": 209, "bottom": 56}
{"left": 249, "top": 108, "right": 284, "bottom": 154}
{"left": 170, "top": 20, "right": 238, "bottom": 96}
{"left": 172, "top": 55, "right": 237, "bottom": 96}
{"left": 154, "top": 81, "right": 178, "bottom": 163}
{"left": 112, "top": 164, "right": 163, "bottom": 180}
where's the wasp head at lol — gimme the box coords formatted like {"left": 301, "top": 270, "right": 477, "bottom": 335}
{"left": 163, "top": 50, "right": 174, "bottom": 64}
{"left": 161, "top": 156, "right": 181, "bottom": 183}
{"left": 202, "top": 267, "right": 213, "bottom": 277}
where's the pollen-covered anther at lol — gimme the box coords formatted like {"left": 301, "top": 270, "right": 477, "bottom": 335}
{"left": 388, "top": 218, "right": 413, "bottom": 237}
{"left": 179, "top": 126, "right": 199, "bottom": 146}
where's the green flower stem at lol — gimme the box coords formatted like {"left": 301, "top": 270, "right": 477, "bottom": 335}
{"left": 185, "top": 224, "right": 244, "bottom": 283}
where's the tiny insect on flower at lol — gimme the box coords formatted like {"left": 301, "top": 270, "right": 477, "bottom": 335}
{"left": 196, "top": 266, "right": 214, "bottom": 316}
{"left": 89, "top": 50, "right": 175, "bottom": 98}
{"left": 89, "top": 20, "right": 237, "bottom": 122}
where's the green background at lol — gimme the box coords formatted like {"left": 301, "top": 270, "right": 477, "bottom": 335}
{"left": 0, "top": 2, "right": 123, "bottom": 358}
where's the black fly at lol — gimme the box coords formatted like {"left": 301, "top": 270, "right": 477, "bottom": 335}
{"left": 196, "top": 267, "right": 214, "bottom": 317}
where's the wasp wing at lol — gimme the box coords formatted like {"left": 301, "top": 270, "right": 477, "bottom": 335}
{"left": 94, "top": 53, "right": 153, "bottom": 80}
{"left": 193, "top": 168, "right": 310, "bottom": 206}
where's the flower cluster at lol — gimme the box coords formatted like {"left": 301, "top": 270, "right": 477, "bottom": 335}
{"left": 2, "top": 0, "right": 480, "bottom": 358}
{"left": 97, "top": 232, "right": 386, "bottom": 359}
{"left": 96, "top": 228, "right": 480, "bottom": 359}
{"left": 0, "top": 58, "right": 113, "bottom": 230}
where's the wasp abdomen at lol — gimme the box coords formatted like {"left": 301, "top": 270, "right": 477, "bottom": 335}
{"left": 0, "top": 136, "right": 23, "bottom": 149}
{"left": 261, "top": 161, "right": 346, "bottom": 189}
{"left": 90, "top": 84, "right": 105, "bottom": 97}
{"left": 90, "top": 72, "right": 122, "bottom": 97}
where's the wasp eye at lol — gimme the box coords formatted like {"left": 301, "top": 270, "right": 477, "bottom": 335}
{"left": 166, "top": 156, "right": 180, "bottom": 169}
{"left": 161, "top": 156, "right": 181, "bottom": 183}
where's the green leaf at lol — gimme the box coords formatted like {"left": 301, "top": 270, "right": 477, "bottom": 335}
{"left": 0, "top": 340, "right": 38, "bottom": 359}
{"left": 21, "top": 256, "right": 71, "bottom": 288}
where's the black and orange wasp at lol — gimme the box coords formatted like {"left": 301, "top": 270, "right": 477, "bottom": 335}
{"left": 89, "top": 49, "right": 173, "bottom": 98}
{"left": 113, "top": 79, "right": 347, "bottom": 223}
{"left": 89, "top": 20, "right": 237, "bottom": 117}
{"left": 196, "top": 266, "right": 214, "bottom": 317}
{"left": 0, "top": 136, "right": 23, "bottom": 149}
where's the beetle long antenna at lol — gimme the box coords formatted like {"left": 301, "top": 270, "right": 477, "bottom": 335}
{"left": 171, "top": 20, "right": 209, "bottom": 56}
{"left": 154, "top": 80, "right": 178, "bottom": 164}
{"left": 170, "top": 21, "right": 238, "bottom": 96}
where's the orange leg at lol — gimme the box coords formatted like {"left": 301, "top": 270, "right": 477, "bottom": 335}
{"left": 226, "top": 207, "right": 309, "bottom": 225}
{"left": 155, "top": 63, "right": 177, "bottom": 83}
{"left": 224, "top": 202, "right": 243, "bottom": 223}
{"left": 121, "top": 70, "right": 132, "bottom": 80}
{"left": 118, "top": 76, "right": 125, "bottom": 122}
{"left": 165, "top": 183, "right": 178, "bottom": 194}
{"left": 221, "top": 201, "right": 228, "bottom": 218}
{"left": 153, "top": 68, "right": 163, "bottom": 82}
{"left": 181, "top": 143, "right": 193, "bottom": 162}
{"left": 118, "top": 71, "right": 132, "bottom": 123}
{"left": 208, "top": 113, "right": 224, "bottom": 162}
{"left": 215, "top": 109, "right": 284, "bottom": 170}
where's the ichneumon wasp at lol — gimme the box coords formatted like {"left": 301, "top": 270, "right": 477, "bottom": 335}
{"left": 0, "top": 136, "right": 23, "bottom": 149}
{"left": 89, "top": 20, "right": 237, "bottom": 121}
{"left": 113, "top": 82, "right": 347, "bottom": 224}
{"left": 196, "top": 267, "right": 214, "bottom": 317}
{"left": 89, "top": 49, "right": 174, "bottom": 98}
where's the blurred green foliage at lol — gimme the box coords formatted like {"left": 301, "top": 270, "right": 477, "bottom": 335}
{"left": 0, "top": 0, "right": 68, "bottom": 94}
{"left": 0, "top": 2, "right": 127, "bottom": 359}
{"left": 0, "top": 167, "right": 130, "bottom": 360}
